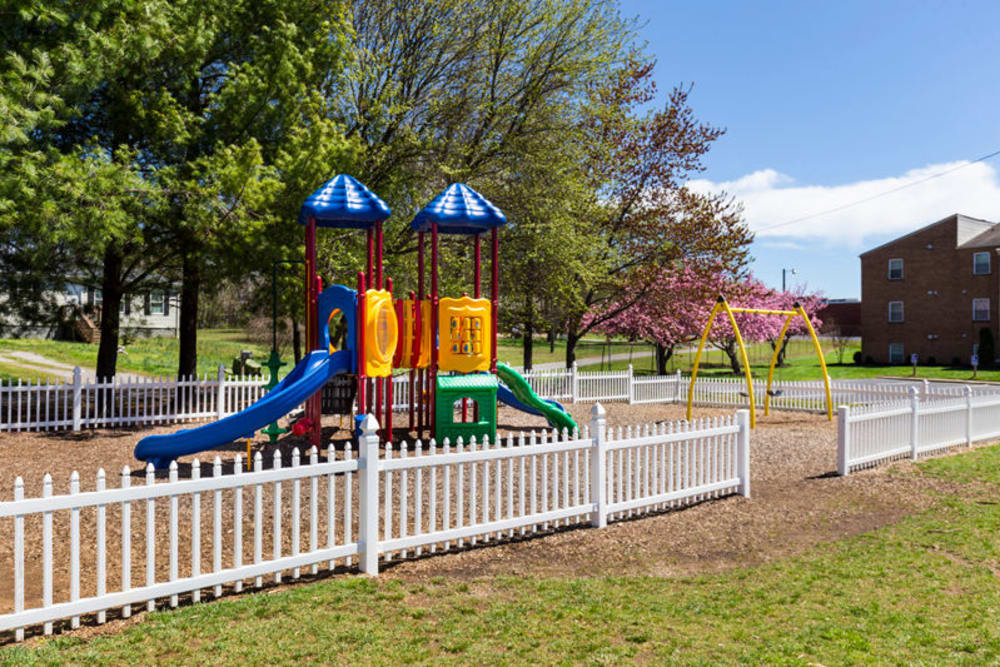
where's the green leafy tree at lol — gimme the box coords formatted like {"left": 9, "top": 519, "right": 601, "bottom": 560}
{"left": 1, "top": 1, "right": 356, "bottom": 378}
{"left": 561, "top": 54, "right": 752, "bottom": 367}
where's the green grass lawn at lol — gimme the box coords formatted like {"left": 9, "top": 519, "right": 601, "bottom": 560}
{"left": 0, "top": 330, "right": 272, "bottom": 379}
{"left": 496, "top": 336, "right": 636, "bottom": 367}
{"left": 4, "top": 446, "right": 1000, "bottom": 663}
{"left": 581, "top": 340, "right": 1000, "bottom": 383}
{"left": 0, "top": 332, "right": 636, "bottom": 382}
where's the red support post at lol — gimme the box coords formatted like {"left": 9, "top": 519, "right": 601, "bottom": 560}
{"left": 305, "top": 218, "right": 322, "bottom": 448}
{"left": 474, "top": 233, "right": 481, "bottom": 298}
{"left": 376, "top": 221, "right": 384, "bottom": 290}
{"left": 491, "top": 227, "right": 499, "bottom": 374}
{"left": 408, "top": 289, "right": 417, "bottom": 432}
{"left": 356, "top": 271, "right": 367, "bottom": 421}
{"left": 366, "top": 229, "right": 374, "bottom": 287}
{"left": 431, "top": 223, "right": 439, "bottom": 434}
{"left": 385, "top": 277, "right": 394, "bottom": 442}
{"left": 417, "top": 232, "right": 425, "bottom": 438}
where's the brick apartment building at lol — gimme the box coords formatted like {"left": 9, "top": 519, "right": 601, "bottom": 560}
{"left": 860, "top": 213, "right": 1000, "bottom": 365}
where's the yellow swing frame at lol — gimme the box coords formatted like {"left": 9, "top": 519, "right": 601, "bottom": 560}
{"left": 686, "top": 296, "right": 832, "bottom": 428}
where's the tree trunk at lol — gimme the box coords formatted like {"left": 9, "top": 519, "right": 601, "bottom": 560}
{"left": 655, "top": 343, "right": 673, "bottom": 375}
{"left": 96, "top": 245, "right": 124, "bottom": 380}
{"left": 292, "top": 315, "right": 302, "bottom": 364}
{"left": 771, "top": 336, "right": 792, "bottom": 366}
{"left": 565, "top": 327, "right": 582, "bottom": 369}
{"left": 724, "top": 341, "right": 742, "bottom": 375}
{"left": 522, "top": 295, "right": 535, "bottom": 370}
{"left": 548, "top": 325, "right": 556, "bottom": 353}
{"left": 177, "top": 250, "right": 200, "bottom": 378}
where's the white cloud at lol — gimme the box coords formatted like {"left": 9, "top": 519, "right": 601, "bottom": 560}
{"left": 688, "top": 161, "right": 1000, "bottom": 247}
{"left": 759, "top": 240, "right": 806, "bottom": 251}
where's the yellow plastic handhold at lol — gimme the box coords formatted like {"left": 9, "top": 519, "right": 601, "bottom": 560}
{"left": 438, "top": 296, "right": 491, "bottom": 373}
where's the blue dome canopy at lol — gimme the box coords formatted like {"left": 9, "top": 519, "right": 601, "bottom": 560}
{"left": 298, "top": 174, "right": 391, "bottom": 229}
{"left": 409, "top": 183, "right": 507, "bottom": 235}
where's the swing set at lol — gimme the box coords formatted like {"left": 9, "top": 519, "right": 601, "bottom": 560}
{"left": 686, "top": 295, "right": 832, "bottom": 428}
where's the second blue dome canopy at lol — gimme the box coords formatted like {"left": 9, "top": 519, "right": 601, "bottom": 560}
{"left": 298, "top": 174, "right": 391, "bottom": 229}
{"left": 410, "top": 183, "right": 507, "bottom": 235}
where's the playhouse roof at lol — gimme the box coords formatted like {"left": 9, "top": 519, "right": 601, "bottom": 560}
{"left": 298, "top": 174, "right": 391, "bottom": 229}
{"left": 409, "top": 183, "right": 507, "bottom": 235}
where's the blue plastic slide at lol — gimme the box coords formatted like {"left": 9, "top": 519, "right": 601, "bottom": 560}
{"left": 135, "top": 349, "right": 351, "bottom": 469}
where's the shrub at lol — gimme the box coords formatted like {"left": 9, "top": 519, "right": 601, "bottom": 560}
{"left": 865, "top": 355, "right": 874, "bottom": 365}
{"left": 853, "top": 351, "right": 863, "bottom": 365}
{"left": 927, "top": 356, "right": 936, "bottom": 366}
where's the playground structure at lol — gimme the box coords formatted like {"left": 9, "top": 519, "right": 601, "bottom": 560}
{"left": 686, "top": 295, "right": 832, "bottom": 428}
{"left": 135, "top": 175, "right": 575, "bottom": 468}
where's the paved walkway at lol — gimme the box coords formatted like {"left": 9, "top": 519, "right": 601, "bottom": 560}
{"left": 0, "top": 351, "right": 96, "bottom": 381}
{"left": 527, "top": 349, "right": 654, "bottom": 371}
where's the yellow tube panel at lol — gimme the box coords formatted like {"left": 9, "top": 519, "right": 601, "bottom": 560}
{"left": 364, "top": 289, "right": 398, "bottom": 378}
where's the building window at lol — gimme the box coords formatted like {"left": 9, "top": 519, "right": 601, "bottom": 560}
{"left": 888, "top": 343, "right": 904, "bottom": 364}
{"left": 888, "top": 301, "right": 904, "bottom": 322}
{"left": 888, "top": 258, "right": 903, "bottom": 280}
{"left": 150, "top": 291, "right": 165, "bottom": 315}
{"left": 974, "top": 251, "right": 991, "bottom": 275}
{"left": 973, "top": 298, "right": 990, "bottom": 321}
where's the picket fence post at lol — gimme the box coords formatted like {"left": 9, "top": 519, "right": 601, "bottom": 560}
{"left": 909, "top": 386, "right": 919, "bottom": 461}
{"left": 674, "top": 369, "right": 682, "bottom": 403}
{"left": 964, "top": 385, "right": 973, "bottom": 447}
{"left": 921, "top": 379, "right": 929, "bottom": 402}
{"left": 627, "top": 364, "right": 634, "bottom": 404}
{"left": 736, "top": 409, "right": 751, "bottom": 497}
{"left": 71, "top": 367, "right": 83, "bottom": 431}
{"left": 571, "top": 361, "right": 579, "bottom": 403}
{"left": 837, "top": 405, "right": 850, "bottom": 476}
{"left": 216, "top": 365, "right": 226, "bottom": 419}
{"left": 358, "top": 414, "right": 381, "bottom": 575}
{"left": 589, "top": 402, "right": 607, "bottom": 528}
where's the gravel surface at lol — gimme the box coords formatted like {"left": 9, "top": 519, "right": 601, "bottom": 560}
{"left": 0, "top": 401, "right": 985, "bottom": 641}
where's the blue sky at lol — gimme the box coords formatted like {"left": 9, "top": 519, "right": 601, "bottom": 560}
{"left": 620, "top": 0, "right": 1000, "bottom": 298}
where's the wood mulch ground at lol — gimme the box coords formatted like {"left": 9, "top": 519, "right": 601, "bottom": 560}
{"left": 0, "top": 401, "right": 986, "bottom": 644}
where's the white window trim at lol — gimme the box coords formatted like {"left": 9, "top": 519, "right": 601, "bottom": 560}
{"left": 888, "top": 300, "right": 904, "bottom": 323}
{"left": 887, "top": 257, "right": 903, "bottom": 280}
{"left": 149, "top": 290, "right": 165, "bottom": 316}
{"left": 973, "top": 297, "right": 990, "bottom": 322}
{"left": 973, "top": 251, "right": 991, "bottom": 275}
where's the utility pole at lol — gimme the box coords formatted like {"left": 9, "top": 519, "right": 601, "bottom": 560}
{"left": 782, "top": 267, "right": 797, "bottom": 292}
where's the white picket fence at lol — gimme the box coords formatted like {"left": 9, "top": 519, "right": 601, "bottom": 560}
{"left": 837, "top": 386, "right": 1000, "bottom": 475}
{"left": 0, "top": 367, "right": 268, "bottom": 433}
{"left": 0, "top": 406, "right": 750, "bottom": 641}
{"left": 6, "top": 361, "right": 998, "bottom": 437}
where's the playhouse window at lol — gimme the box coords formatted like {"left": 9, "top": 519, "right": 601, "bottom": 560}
{"left": 452, "top": 397, "right": 480, "bottom": 418}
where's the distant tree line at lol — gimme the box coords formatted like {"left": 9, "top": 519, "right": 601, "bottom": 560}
{"left": 0, "top": 0, "right": 752, "bottom": 377}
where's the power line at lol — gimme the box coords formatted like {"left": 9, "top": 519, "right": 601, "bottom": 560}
{"left": 756, "top": 148, "right": 1000, "bottom": 233}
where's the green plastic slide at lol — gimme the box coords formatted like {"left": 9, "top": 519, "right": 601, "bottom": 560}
{"left": 495, "top": 362, "right": 578, "bottom": 433}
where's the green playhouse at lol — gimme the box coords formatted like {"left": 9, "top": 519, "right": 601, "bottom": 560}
{"left": 434, "top": 374, "right": 498, "bottom": 445}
